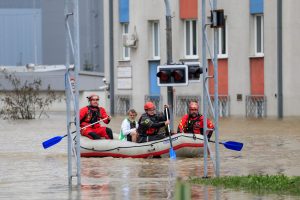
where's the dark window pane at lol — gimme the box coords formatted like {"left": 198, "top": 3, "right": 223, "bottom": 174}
{"left": 186, "top": 21, "right": 190, "bottom": 55}
{"left": 256, "top": 16, "right": 262, "bottom": 53}
{"left": 192, "top": 21, "right": 197, "bottom": 55}
{"left": 221, "top": 25, "right": 226, "bottom": 54}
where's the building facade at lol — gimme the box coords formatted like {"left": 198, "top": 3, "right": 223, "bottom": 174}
{"left": 111, "top": 0, "right": 300, "bottom": 117}
{"left": 1, "top": 0, "right": 300, "bottom": 117}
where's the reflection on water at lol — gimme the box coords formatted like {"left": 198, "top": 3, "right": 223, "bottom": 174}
{"left": 0, "top": 112, "right": 300, "bottom": 199}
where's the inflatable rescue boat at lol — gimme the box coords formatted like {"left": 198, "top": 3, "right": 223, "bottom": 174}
{"left": 80, "top": 133, "right": 205, "bottom": 158}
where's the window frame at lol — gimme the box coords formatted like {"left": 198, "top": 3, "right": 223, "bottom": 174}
{"left": 254, "top": 14, "right": 264, "bottom": 56}
{"left": 122, "top": 23, "right": 130, "bottom": 60}
{"left": 152, "top": 21, "right": 160, "bottom": 59}
{"left": 217, "top": 19, "right": 228, "bottom": 58}
{"left": 184, "top": 19, "right": 198, "bottom": 59}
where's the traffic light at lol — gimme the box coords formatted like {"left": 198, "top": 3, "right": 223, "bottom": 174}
{"left": 185, "top": 62, "right": 203, "bottom": 82}
{"left": 211, "top": 9, "right": 225, "bottom": 28}
{"left": 156, "top": 65, "right": 188, "bottom": 86}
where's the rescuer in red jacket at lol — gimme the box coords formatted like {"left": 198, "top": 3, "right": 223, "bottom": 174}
{"left": 79, "top": 94, "right": 113, "bottom": 140}
{"left": 177, "top": 101, "right": 214, "bottom": 139}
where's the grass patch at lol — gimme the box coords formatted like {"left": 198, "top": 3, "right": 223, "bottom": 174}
{"left": 190, "top": 174, "right": 300, "bottom": 196}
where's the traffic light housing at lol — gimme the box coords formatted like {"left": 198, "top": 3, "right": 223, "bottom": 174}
{"left": 156, "top": 65, "right": 188, "bottom": 86}
{"left": 211, "top": 9, "right": 225, "bottom": 28}
{"left": 185, "top": 62, "right": 203, "bottom": 82}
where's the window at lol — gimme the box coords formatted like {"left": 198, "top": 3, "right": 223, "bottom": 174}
{"left": 254, "top": 15, "right": 264, "bottom": 55}
{"left": 218, "top": 19, "right": 227, "bottom": 57}
{"left": 152, "top": 22, "right": 160, "bottom": 59}
{"left": 184, "top": 20, "right": 198, "bottom": 58}
{"left": 122, "top": 23, "right": 130, "bottom": 60}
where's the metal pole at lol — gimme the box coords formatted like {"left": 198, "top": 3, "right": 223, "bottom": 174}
{"left": 277, "top": 0, "right": 283, "bottom": 118}
{"left": 64, "top": 0, "right": 72, "bottom": 186}
{"left": 164, "top": 0, "right": 174, "bottom": 131}
{"left": 201, "top": 0, "right": 209, "bottom": 178}
{"left": 109, "top": 0, "right": 115, "bottom": 116}
{"left": 212, "top": 0, "right": 220, "bottom": 177}
{"left": 73, "top": 0, "right": 81, "bottom": 185}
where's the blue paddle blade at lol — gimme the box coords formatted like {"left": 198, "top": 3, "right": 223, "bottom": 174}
{"left": 223, "top": 141, "right": 243, "bottom": 151}
{"left": 42, "top": 136, "right": 63, "bottom": 149}
{"left": 169, "top": 147, "right": 177, "bottom": 159}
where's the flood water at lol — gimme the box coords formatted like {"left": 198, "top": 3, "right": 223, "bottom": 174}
{"left": 0, "top": 112, "right": 300, "bottom": 200}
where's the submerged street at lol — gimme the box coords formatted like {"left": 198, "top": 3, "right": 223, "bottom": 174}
{"left": 0, "top": 112, "right": 300, "bottom": 199}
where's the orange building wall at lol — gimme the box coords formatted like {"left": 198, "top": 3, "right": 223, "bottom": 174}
{"left": 208, "top": 59, "right": 228, "bottom": 95}
{"left": 250, "top": 57, "right": 264, "bottom": 95}
{"left": 180, "top": 0, "right": 198, "bottom": 19}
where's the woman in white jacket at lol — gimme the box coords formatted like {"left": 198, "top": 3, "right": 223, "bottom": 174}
{"left": 119, "top": 109, "right": 138, "bottom": 142}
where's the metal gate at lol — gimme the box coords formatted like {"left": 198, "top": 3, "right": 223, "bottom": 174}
{"left": 175, "top": 95, "right": 201, "bottom": 116}
{"left": 210, "top": 95, "right": 230, "bottom": 117}
{"left": 115, "top": 95, "right": 132, "bottom": 115}
{"left": 246, "top": 95, "right": 267, "bottom": 117}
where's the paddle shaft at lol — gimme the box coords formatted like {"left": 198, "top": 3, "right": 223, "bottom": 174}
{"left": 165, "top": 107, "right": 173, "bottom": 148}
{"left": 63, "top": 117, "right": 109, "bottom": 138}
{"left": 208, "top": 139, "right": 227, "bottom": 145}
{"left": 42, "top": 117, "right": 109, "bottom": 149}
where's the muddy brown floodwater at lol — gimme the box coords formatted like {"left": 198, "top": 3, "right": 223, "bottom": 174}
{"left": 0, "top": 112, "right": 299, "bottom": 199}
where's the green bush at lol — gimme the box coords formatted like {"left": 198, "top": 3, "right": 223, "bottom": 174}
{"left": 0, "top": 70, "right": 62, "bottom": 119}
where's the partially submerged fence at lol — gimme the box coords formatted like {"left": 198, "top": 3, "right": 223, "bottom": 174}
{"left": 115, "top": 95, "right": 132, "bottom": 115}
{"left": 246, "top": 95, "right": 267, "bottom": 118}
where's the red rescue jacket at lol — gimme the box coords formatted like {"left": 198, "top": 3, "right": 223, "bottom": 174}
{"left": 79, "top": 106, "right": 110, "bottom": 128}
{"left": 177, "top": 114, "right": 214, "bottom": 134}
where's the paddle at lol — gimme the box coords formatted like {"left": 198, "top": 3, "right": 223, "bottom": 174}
{"left": 208, "top": 140, "right": 243, "bottom": 151}
{"left": 165, "top": 106, "right": 176, "bottom": 159}
{"left": 42, "top": 118, "right": 108, "bottom": 149}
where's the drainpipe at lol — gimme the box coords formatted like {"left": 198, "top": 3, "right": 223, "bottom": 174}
{"left": 277, "top": 0, "right": 283, "bottom": 118}
{"left": 109, "top": 0, "right": 115, "bottom": 116}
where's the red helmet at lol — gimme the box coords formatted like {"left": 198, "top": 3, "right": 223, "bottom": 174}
{"left": 144, "top": 102, "right": 155, "bottom": 110}
{"left": 87, "top": 94, "right": 99, "bottom": 101}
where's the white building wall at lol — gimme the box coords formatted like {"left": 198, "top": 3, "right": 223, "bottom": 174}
{"left": 113, "top": 0, "right": 168, "bottom": 114}
{"left": 108, "top": 0, "right": 300, "bottom": 117}
{"left": 264, "top": 1, "right": 278, "bottom": 117}
{"left": 218, "top": 0, "right": 251, "bottom": 116}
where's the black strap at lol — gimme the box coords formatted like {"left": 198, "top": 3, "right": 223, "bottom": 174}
{"left": 129, "top": 121, "right": 136, "bottom": 129}
{"left": 80, "top": 106, "right": 101, "bottom": 124}
{"left": 186, "top": 114, "right": 201, "bottom": 133}
{"left": 88, "top": 132, "right": 101, "bottom": 140}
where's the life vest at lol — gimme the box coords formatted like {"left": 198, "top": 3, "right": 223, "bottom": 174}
{"left": 119, "top": 119, "right": 136, "bottom": 141}
{"left": 146, "top": 127, "right": 157, "bottom": 135}
{"left": 185, "top": 114, "right": 203, "bottom": 134}
{"left": 129, "top": 121, "right": 136, "bottom": 129}
{"left": 147, "top": 115, "right": 163, "bottom": 135}
{"left": 138, "top": 114, "right": 161, "bottom": 136}
{"left": 80, "top": 106, "right": 101, "bottom": 124}
{"left": 126, "top": 120, "right": 137, "bottom": 141}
